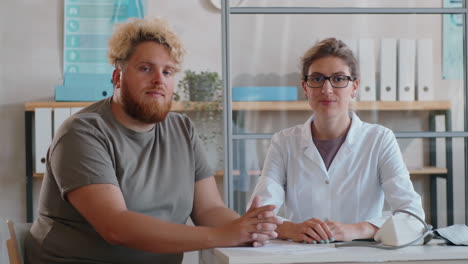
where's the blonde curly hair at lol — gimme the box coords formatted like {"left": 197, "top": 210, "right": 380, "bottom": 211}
{"left": 108, "top": 17, "right": 185, "bottom": 70}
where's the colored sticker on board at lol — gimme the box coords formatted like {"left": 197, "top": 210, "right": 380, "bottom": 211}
{"left": 443, "top": 0, "right": 464, "bottom": 80}
{"left": 63, "top": 0, "right": 145, "bottom": 74}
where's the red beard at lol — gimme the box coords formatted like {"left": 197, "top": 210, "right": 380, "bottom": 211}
{"left": 121, "top": 85, "right": 172, "bottom": 124}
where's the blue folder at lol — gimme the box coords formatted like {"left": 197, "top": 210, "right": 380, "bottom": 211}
{"left": 55, "top": 73, "right": 114, "bottom": 101}
{"left": 232, "top": 86, "right": 298, "bottom": 101}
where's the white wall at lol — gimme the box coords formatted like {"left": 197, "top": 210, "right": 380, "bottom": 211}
{"left": 0, "top": 0, "right": 62, "bottom": 221}
{"left": 0, "top": 0, "right": 223, "bottom": 220}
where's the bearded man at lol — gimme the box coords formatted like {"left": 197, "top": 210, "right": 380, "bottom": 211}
{"left": 24, "top": 18, "right": 280, "bottom": 264}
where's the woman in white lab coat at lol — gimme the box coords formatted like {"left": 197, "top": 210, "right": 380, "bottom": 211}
{"left": 249, "top": 38, "right": 424, "bottom": 244}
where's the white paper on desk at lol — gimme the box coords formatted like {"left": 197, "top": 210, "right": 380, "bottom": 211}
{"left": 436, "top": 224, "right": 468, "bottom": 245}
{"left": 232, "top": 240, "right": 337, "bottom": 255}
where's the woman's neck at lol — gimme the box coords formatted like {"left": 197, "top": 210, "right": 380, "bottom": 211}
{"left": 311, "top": 113, "right": 352, "bottom": 140}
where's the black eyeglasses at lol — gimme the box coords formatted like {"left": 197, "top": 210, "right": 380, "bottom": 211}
{"left": 304, "top": 75, "right": 356, "bottom": 88}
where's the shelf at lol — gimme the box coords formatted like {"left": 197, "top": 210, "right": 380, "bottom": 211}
{"left": 408, "top": 167, "right": 448, "bottom": 175}
{"left": 214, "top": 167, "right": 448, "bottom": 177}
{"left": 25, "top": 100, "right": 451, "bottom": 112}
{"left": 33, "top": 170, "right": 255, "bottom": 178}
{"left": 31, "top": 167, "right": 449, "bottom": 179}
{"left": 25, "top": 101, "right": 193, "bottom": 112}
{"left": 232, "top": 100, "right": 451, "bottom": 111}
{"left": 214, "top": 170, "right": 261, "bottom": 177}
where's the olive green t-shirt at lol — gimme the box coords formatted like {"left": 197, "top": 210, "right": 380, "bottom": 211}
{"left": 25, "top": 98, "right": 213, "bottom": 264}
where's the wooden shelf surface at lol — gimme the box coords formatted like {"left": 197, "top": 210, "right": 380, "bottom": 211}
{"left": 25, "top": 100, "right": 451, "bottom": 112}
{"left": 34, "top": 167, "right": 446, "bottom": 179}
{"left": 213, "top": 167, "right": 447, "bottom": 178}
{"left": 233, "top": 100, "right": 451, "bottom": 111}
{"left": 408, "top": 167, "right": 448, "bottom": 175}
{"left": 25, "top": 101, "right": 189, "bottom": 112}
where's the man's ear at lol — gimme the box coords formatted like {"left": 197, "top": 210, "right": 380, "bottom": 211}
{"left": 112, "top": 68, "right": 122, "bottom": 89}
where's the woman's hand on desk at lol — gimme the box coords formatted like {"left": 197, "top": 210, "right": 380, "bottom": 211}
{"left": 214, "top": 196, "right": 282, "bottom": 247}
{"left": 326, "top": 221, "right": 378, "bottom": 241}
{"left": 277, "top": 218, "right": 334, "bottom": 244}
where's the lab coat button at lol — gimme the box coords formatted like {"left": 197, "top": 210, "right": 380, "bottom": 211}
{"left": 325, "top": 180, "right": 330, "bottom": 184}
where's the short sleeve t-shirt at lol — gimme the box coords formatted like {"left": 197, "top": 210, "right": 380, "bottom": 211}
{"left": 25, "top": 98, "right": 213, "bottom": 264}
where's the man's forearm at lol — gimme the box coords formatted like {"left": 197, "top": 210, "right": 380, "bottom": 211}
{"left": 104, "top": 210, "right": 228, "bottom": 253}
{"left": 192, "top": 206, "right": 240, "bottom": 227}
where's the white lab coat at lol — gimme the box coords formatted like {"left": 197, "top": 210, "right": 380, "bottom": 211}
{"left": 249, "top": 112, "right": 424, "bottom": 227}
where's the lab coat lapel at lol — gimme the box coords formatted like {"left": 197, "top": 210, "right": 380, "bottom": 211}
{"left": 303, "top": 147, "right": 328, "bottom": 175}
{"left": 301, "top": 115, "right": 328, "bottom": 175}
{"left": 328, "top": 112, "right": 360, "bottom": 172}
{"left": 328, "top": 141, "right": 352, "bottom": 172}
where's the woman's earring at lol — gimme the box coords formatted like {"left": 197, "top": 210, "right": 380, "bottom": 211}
{"left": 351, "top": 93, "right": 355, "bottom": 98}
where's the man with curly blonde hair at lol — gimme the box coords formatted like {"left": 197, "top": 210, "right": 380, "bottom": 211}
{"left": 25, "top": 18, "right": 280, "bottom": 264}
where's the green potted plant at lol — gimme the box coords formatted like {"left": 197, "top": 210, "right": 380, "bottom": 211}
{"left": 174, "top": 70, "right": 222, "bottom": 101}
{"left": 174, "top": 70, "right": 224, "bottom": 168}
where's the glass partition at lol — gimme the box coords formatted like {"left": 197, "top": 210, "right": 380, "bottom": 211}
{"left": 231, "top": 139, "right": 265, "bottom": 213}
{"left": 224, "top": 3, "right": 468, "bottom": 226}
{"left": 230, "top": 14, "right": 464, "bottom": 134}
{"left": 234, "top": 0, "right": 459, "bottom": 9}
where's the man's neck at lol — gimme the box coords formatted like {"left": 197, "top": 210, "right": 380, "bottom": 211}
{"left": 111, "top": 97, "right": 155, "bottom": 132}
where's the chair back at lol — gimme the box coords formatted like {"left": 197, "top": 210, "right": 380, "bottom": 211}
{"left": 1, "top": 220, "right": 10, "bottom": 264}
{"left": 7, "top": 220, "right": 32, "bottom": 264}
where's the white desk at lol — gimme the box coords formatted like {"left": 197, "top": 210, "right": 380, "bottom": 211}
{"left": 199, "top": 240, "right": 468, "bottom": 264}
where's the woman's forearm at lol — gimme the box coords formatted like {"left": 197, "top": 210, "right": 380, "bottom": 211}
{"left": 276, "top": 221, "right": 294, "bottom": 239}
{"left": 352, "top": 222, "right": 379, "bottom": 240}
